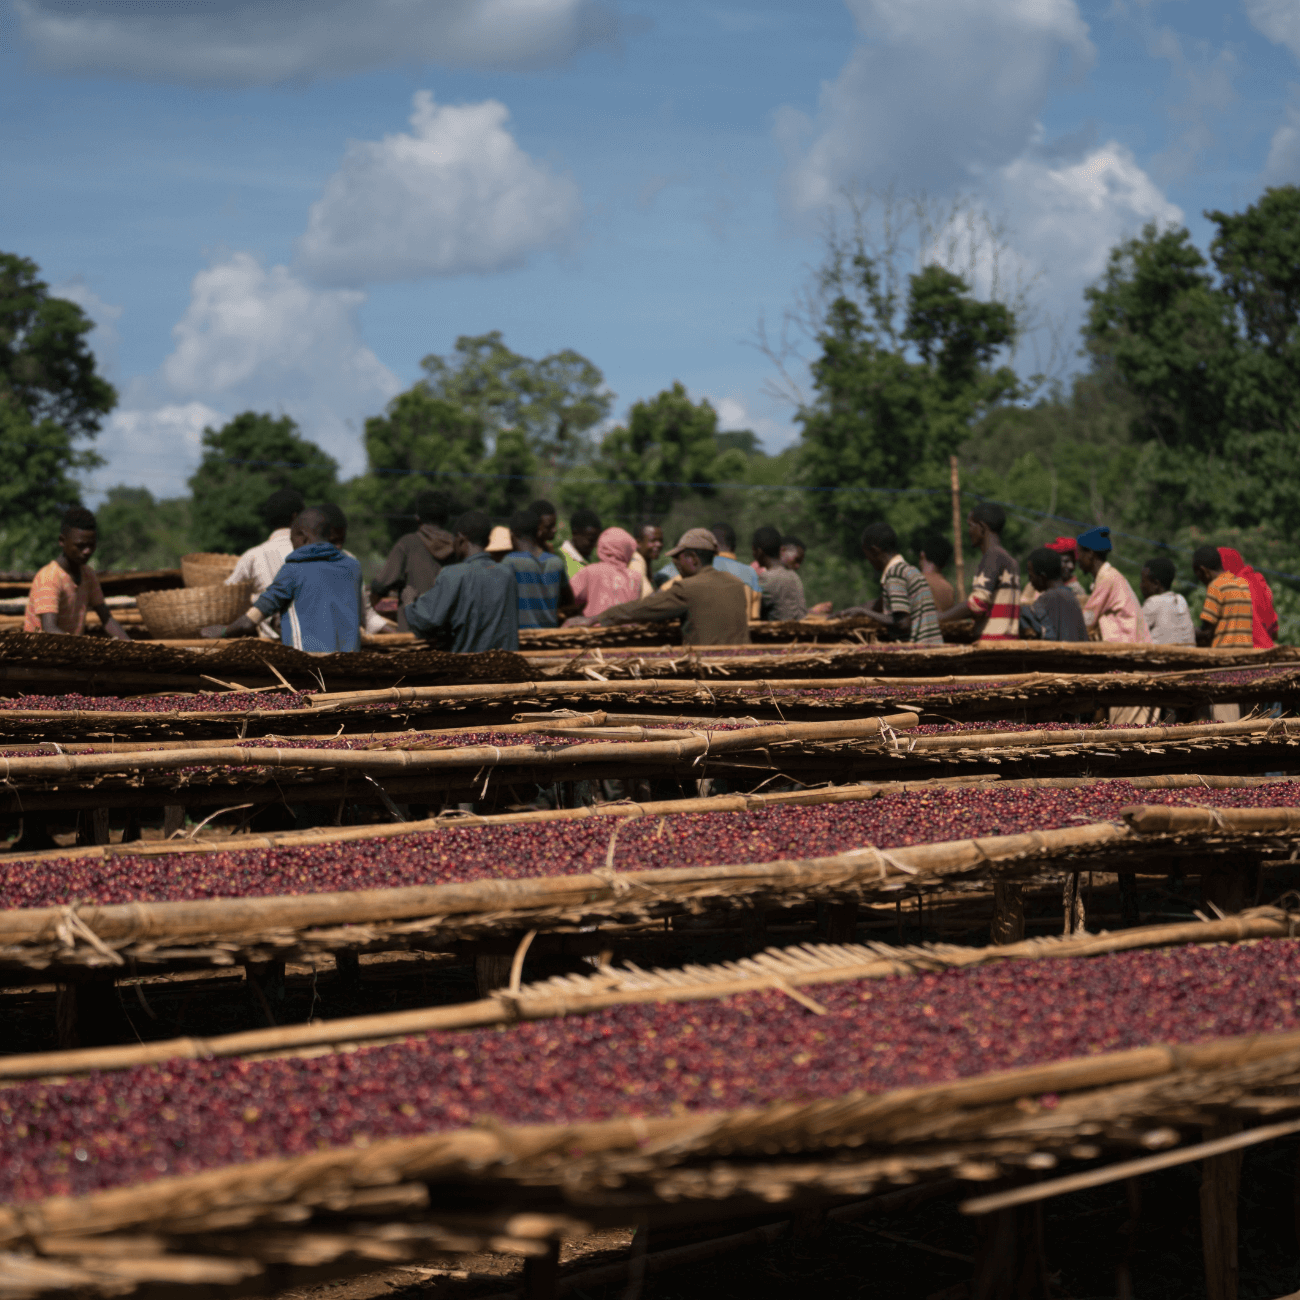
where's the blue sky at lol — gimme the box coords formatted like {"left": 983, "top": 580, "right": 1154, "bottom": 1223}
{"left": 3, "top": 0, "right": 1299, "bottom": 501}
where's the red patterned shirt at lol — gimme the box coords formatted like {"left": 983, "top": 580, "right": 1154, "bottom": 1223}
{"left": 966, "top": 545, "right": 1020, "bottom": 641}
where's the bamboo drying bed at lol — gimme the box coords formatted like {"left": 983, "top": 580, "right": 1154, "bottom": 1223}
{"left": 4, "top": 804, "right": 1300, "bottom": 978}
{"left": 1, "top": 713, "right": 1299, "bottom": 813}
{"left": 5, "top": 914, "right": 1300, "bottom": 1296}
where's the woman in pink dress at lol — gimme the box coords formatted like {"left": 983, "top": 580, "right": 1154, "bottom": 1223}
{"left": 566, "top": 527, "right": 642, "bottom": 619}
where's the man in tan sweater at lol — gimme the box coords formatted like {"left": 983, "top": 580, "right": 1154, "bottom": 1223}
{"left": 571, "top": 528, "right": 750, "bottom": 645}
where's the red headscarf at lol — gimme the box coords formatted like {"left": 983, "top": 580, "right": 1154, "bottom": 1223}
{"left": 1045, "top": 536, "right": 1078, "bottom": 556}
{"left": 1219, "top": 547, "right": 1277, "bottom": 649}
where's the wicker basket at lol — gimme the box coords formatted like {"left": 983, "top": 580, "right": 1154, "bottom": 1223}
{"left": 181, "top": 553, "right": 241, "bottom": 588}
{"left": 137, "top": 583, "right": 256, "bottom": 640}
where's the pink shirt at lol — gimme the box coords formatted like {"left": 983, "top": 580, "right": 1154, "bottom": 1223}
{"left": 1082, "top": 561, "right": 1152, "bottom": 644}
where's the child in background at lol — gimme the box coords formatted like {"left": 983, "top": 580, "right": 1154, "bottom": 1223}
{"left": 24, "top": 507, "right": 130, "bottom": 639}
{"left": 1140, "top": 557, "right": 1196, "bottom": 646}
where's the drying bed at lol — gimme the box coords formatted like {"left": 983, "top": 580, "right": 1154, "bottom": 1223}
{"left": 4, "top": 937, "right": 1300, "bottom": 1206}
{"left": 4, "top": 779, "right": 1299, "bottom": 911}
{"left": 0, "top": 691, "right": 314, "bottom": 713}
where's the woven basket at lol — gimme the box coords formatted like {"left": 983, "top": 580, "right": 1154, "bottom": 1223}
{"left": 137, "top": 583, "right": 256, "bottom": 640}
{"left": 181, "top": 553, "right": 241, "bottom": 588}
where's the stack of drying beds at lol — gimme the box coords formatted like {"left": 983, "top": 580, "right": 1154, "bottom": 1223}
{"left": 4, "top": 899, "right": 1300, "bottom": 1297}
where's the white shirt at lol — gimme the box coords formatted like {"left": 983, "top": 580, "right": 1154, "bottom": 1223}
{"left": 1142, "top": 591, "right": 1197, "bottom": 646}
{"left": 227, "top": 528, "right": 294, "bottom": 640}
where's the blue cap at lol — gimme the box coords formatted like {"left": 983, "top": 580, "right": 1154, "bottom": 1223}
{"left": 1077, "top": 526, "right": 1112, "bottom": 553}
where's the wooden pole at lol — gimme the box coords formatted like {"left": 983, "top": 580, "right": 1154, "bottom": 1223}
{"left": 951, "top": 454, "right": 966, "bottom": 601}
{"left": 1201, "top": 1120, "right": 1242, "bottom": 1300}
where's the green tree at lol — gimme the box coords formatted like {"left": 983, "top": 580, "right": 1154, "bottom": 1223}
{"left": 1, "top": 253, "right": 116, "bottom": 438}
{"left": 579, "top": 383, "right": 745, "bottom": 527}
{"left": 420, "top": 331, "right": 612, "bottom": 465}
{"left": 93, "top": 487, "right": 194, "bottom": 572}
{"left": 347, "top": 387, "right": 485, "bottom": 552}
{"left": 0, "top": 253, "right": 117, "bottom": 569}
{"left": 797, "top": 251, "right": 1018, "bottom": 555}
{"left": 187, "top": 412, "right": 338, "bottom": 555}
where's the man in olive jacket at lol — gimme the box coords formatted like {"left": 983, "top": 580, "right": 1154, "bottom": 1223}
{"left": 571, "top": 528, "right": 750, "bottom": 645}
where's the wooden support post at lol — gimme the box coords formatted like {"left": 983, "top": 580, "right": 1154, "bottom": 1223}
{"left": 162, "top": 805, "right": 186, "bottom": 840}
{"left": 990, "top": 883, "right": 1025, "bottom": 945}
{"left": 822, "top": 901, "right": 859, "bottom": 943}
{"left": 523, "top": 1239, "right": 560, "bottom": 1300}
{"left": 334, "top": 950, "right": 361, "bottom": 995}
{"left": 1201, "top": 1121, "right": 1242, "bottom": 1300}
{"left": 91, "top": 807, "right": 110, "bottom": 846}
{"left": 971, "top": 1202, "right": 1051, "bottom": 1300}
{"left": 1118, "top": 872, "right": 1141, "bottom": 926}
{"left": 1062, "top": 871, "right": 1085, "bottom": 936}
{"left": 54, "top": 980, "right": 125, "bottom": 1050}
{"left": 950, "top": 454, "right": 966, "bottom": 601}
{"left": 475, "top": 953, "right": 514, "bottom": 998}
{"left": 245, "top": 960, "right": 286, "bottom": 1026}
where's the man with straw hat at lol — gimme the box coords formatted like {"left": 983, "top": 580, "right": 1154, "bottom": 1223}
{"left": 570, "top": 527, "right": 749, "bottom": 645}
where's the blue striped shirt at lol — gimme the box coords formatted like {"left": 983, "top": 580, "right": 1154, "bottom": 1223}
{"left": 500, "top": 550, "right": 566, "bottom": 629}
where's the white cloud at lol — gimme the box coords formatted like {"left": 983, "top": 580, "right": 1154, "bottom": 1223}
{"left": 708, "top": 394, "right": 797, "bottom": 453}
{"left": 1264, "top": 100, "right": 1300, "bottom": 182}
{"left": 92, "top": 402, "right": 224, "bottom": 501}
{"left": 777, "top": 0, "right": 1095, "bottom": 211}
{"left": 13, "top": 0, "right": 620, "bottom": 85}
{"left": 50, "top": 277, "right": 122, "bottom": 380}
{"left": 1245, "top": 0, "right": 1300, "bottom": 60}
{"left": 297, "top": 90, "right": 582, "bottom": 286}
{"left": 105, "top": 253, "right": 401, "bottom": 490}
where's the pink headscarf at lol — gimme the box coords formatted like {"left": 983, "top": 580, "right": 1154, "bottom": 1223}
{"left": 1219, "top": 547, "right": 1277, "bottom": 649}
{"left": 596, "top": 527, "right": 637, "bottom": 567}
{"left": 571, "top": 527, "right": 642, "bottom": 617}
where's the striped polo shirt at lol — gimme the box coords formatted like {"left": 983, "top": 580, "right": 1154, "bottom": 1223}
{"left": 881, "top": 554, "right": 942, "bottom": 645}
{"left": 966, "top": 544, "right": 1020, "bottom": 641}
{"left": 500, "top": 549, "right": 566, "bottom": 629}
{"left": 1201, "top": 571, "right": 1254, "bottom": 648}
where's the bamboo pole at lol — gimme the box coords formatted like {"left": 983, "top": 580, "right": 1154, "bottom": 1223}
{"left": 0, "top": 818, "right": 1131, "bottom": 945}
{"left": 0, "top": 712, "right": 920, "bottom": 781}
{"left": 4, "top": 912, "right": 1295, "bottom": 1081}
{"left": 1124, "top": 806, "right": 1300, "bottom": 834}
{"left": 950, "top": 455, "right": 966, "bottom": 601}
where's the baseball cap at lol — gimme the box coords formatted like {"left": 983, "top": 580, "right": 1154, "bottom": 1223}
{"left": 666, "top": 527, "right": 719, "bottom": 558}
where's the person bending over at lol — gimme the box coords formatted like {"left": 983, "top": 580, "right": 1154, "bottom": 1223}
{"left": 1020, "top": 548, "right": 1088, "bottom": 641}
{"left": 937, "top": 503, "right": 1019, "bottom": 641}
{"left": 370, "top": 490, "right": 457, "bottom": 631}
{"left": 25, "top": 506, "right": 129, "bottom": 639}
{"left": 1140, "top": 557, "right": 1196, "bottom": 646}
{"left": 405, "top": 511, "right": 520, "bottom": 653}
{"left": 226, "top": 487, "right": 304, "bottom": 641}
{"left": 752, "top": 524, "right": 807, "bottom": 622}
{"left": 201, "top": 506, "right": 363, "bottom": 651}
{"left": 569, "top": 528, "right": 749, "bottom": 646}
{"left": 840, "top": 522, "right": 942, "bottom": 646}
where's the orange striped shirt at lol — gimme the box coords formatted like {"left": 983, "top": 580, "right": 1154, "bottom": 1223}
{"left": 1201, "top": 571, "right": 1253, "bottom": 648}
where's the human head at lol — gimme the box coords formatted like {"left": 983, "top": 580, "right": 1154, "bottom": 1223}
{"left": 1193, "top": 544, "right": 1224, "bottom": 587}
{"left": 1045, "top": 536, "right": 1078, "bottom": 582}
{"left": 1075, "top": 526, "right": 1113, "bottom": 577}
{"left": 710, "top": 522, "right": 737, "bottom": 555}
{"left": 860, "top": 522, "right": 898, "bottom": 574}
{"left": 415, "top": 490, "right": 455, "bottom": 528}
{"left": 528, "top": 499, "right": 558, "bottom": 545}
{"left": 260, "top": 488, "right": 304, "bottom": 532}
{"left": 59, "top": 506, "right": 98, "bottom": 567}
{"left": 316, "top": 502, "right": 348, "bottom": 546}
{"left": 1026, "top": 547, "right": 1062, "bottom": 592}
{"left": 780, "top": 534, "right": 807, "bottom": 570}
{"left": 667, "top": 528, "right": 717, "bottom": 578}
{"left": 596, "top": 526, "right": 637, "bottom": 567}
{"left": 1142, "top": 556, "right": 1176, "bottom": 599}
{"left": 967, "top": 502, "right": 1006, "bottom": 547}
{"left": 454, "top": 510, "right": 493, "bottom": 557}
{"left": 752, "top": 524, "right": 783, "bottom": 566}
{"left": 917, "top": 534, "right": 952, "bottom": 571}
{"left": 636, "top": 523, "right": 663, "bottom": 561}
{"left": 568, "top": 507, "right": 602, "bottom": 559}
{"left": 290, "top": 506, "right": 331, "bottom": 549}
{"left": 510, "top": 508, "right": 541, "bottom": 548}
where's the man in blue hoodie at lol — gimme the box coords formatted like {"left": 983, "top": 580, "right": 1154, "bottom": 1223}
{"left": 201, "top": 506, "right": 364, "bottom": 651}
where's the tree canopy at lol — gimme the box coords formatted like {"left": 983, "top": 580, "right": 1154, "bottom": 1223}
{"left": 187, "top": 412, "right": 339, "bottom": 555}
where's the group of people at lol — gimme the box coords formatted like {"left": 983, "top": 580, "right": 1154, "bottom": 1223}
{"left": 22, "top": 493, "right": 1281, "bottom": 672}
